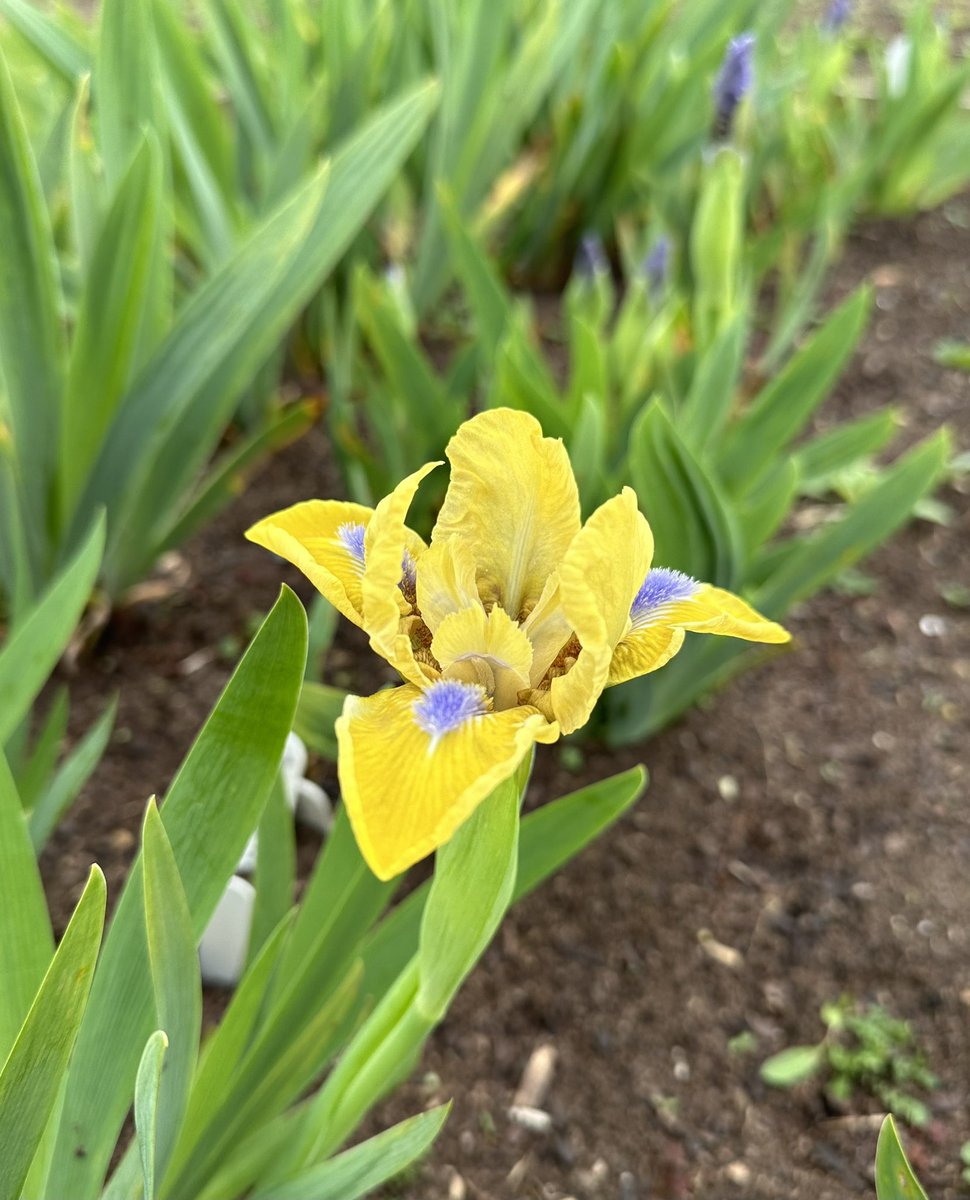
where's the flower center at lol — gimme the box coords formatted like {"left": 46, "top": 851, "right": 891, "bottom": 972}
{"left": 413, "top": 679, "right": 489, "bottom": 749}
{"left": 630, "top": 567, "right": 699, "bottom": 628}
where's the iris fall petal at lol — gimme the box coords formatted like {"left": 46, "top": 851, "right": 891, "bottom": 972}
{"left": 245, "top": 499, "right": 373, "bottom": 627}
{"left": 336, "top": 685, "right": 558, "bottom": 880}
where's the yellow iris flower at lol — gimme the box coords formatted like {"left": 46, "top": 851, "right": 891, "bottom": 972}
{"left": 247, "top": 408, "right": 789, "bottom": 880}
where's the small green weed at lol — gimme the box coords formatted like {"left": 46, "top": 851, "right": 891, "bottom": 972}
{"left": 761, "top": 998, "right": 938, "bottom": 1127}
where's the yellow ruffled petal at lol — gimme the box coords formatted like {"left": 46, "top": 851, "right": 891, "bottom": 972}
{"left": 608, "top": 625, "right": 686, "bottom": 686}
{"left": 336, "top": 684, "right": 558, "bottom": 880}
{"left": 662, "top": 585, "right": 790, "bottom": 643}
{"left": 415, "top": 536, "right": 481, "bottom": 634}
{"left": 245, "top": 499, "right": 374, "bottom": 627}
{"left": 362, "top": 461, "right": 440, "bottom": 686}
{"left": 520, "top": 571, "right": 572, "bottom": 687}
{"left": 432, "top": 604, "right": 533, "bottom": 710}
{"left": 431, "top": 408, "right": 581, "bottom": 619}
{"left": 549, "top": 488, "right": 653, "bottom": 734}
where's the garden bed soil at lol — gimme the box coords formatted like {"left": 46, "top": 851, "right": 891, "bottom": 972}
{"left": 41, "top": 199, "right": 970, "bottom": 1199}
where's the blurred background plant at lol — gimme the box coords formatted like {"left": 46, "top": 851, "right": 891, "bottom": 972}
{"left": 761, "top": 997, "right": 940, "bottom": 1129}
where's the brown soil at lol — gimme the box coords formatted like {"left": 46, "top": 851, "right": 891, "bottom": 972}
{"left": 40, "top": 198, "right": 970, "bottom": 1199}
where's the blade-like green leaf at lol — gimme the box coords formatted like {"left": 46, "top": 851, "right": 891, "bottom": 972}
{"left": 0, "top": 40, "right": 65, "bottom": 556}
{"left": 62, "top": 133, "right": 164, "bottom": 515}
{"left": 134, "top": 1031, "right": 169, "bottom": 1200}
{"left": 254, "top": 1105, "right": 450, "bottom": 1200}
{"left": 720, "top": 286, "right": 871, "bottom": 495}
{"left": 28, "top": 695, "right": 117, "bottom": 852}
{"left": 47, "top": 587, "right": 307, "bottom": 1200}
{"left": 247, "top": 772, "right": 295, "bottom": 967}
{"left": 142, "top": 801, "right": 201, "bottom": 1187}
{"left": 14, "top": 686, "right": 68, "bottom": 812}
{"left": 875, "top": 1115, "right": 930, "bottom": 1200}
{"left": 0, "top": 513, "right": 104, "bottom": 745}
{"left": 0, "top": 0, "right": 90, "bottom": 83}
{"left": 794, "top": 409, "right": 899, "bottom": 493}
{"left": 628, "top": 400, "right": 743, "bottom": 588}
{"left": 418, "top": 766, "right": 522, "bottom": 1021}
{"left": 0, "top": 866, "right": 105, "bottom": 1200}
{"left": 95, "top": 0, "right": 160, "bottom": 186}
{"left": 174, "top": 912, "right": 294, "bottom": 1171}
{"left": 755, "top": 430, "right": 951, "bottom": 614}
{"left": 0, "top": 753, "right": 53, "bottom": 1062}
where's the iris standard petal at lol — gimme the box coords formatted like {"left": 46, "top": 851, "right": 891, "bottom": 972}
{"left": 361, "top": 461, "right": 440, "bottom": 686}
{"left": 415, "top": 536, "right": 481, "bottom": 634}
{"left": 431, "top": 408, "right": 581, "bottom": 619}
{"left": 549, "top": 487, "right": 653, "bottom": 734}
{"left": 658, "top": 584, "right": 790, "bottom": 642}
{"left": 608, "top": 625, "right": 686, "bottom": 686}
{"left": 336, "top": 683, "right": 558, "bottom": 880}
{"left": 521, "top": 571, "right": 572, "bottom": 686}
{"left": 431, "top": 604, "right": 534, "bottom": 710}
{"left": 245, "top": 499, "right": 374, "bottom": 627}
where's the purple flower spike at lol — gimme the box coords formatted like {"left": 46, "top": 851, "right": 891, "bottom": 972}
{"left": 822, "top": 0, "right": 852, "bottom": 33}
{"left": 575, "top": 231, "right": 609, "bottom": 280}
{"left": 641, "top": 236, "right": 671, "bottom": 298}
{"left": 713, "top": 33, "right": 755, "bottom": 140}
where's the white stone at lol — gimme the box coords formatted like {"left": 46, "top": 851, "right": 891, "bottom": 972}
{"left": 199, "top": 876, "right": 255, "bottom": 987}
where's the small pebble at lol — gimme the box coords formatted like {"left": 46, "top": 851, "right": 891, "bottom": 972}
{"left": 725, "top": 1161, "right": 752, "bottom": 1186}
{"left": 919, "top": 614, "right": 948, "bottom": 637}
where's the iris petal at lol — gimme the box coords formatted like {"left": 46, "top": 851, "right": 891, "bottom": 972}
{"left": 415, "top": 536, "right": 481, "bottom": 634}
{"left": 362, "top": 461, "right": 440, "bottom": 687}
{"left": 550, "top": 487, "right": 653, "bottom": 734}
{"left": 656, "top": 584, "right": 790, "bottom": 642}
{"left": 245, "top": 499, "right": 374, "bottom": 627}
{"left": 431, "top": 408, "right": 581, "bottom": 618}
{"left": 336, "top": 685, "right": 558, "bottom": 880}
{"left": 608, "top": 625, "right": 686, "bottom": 686}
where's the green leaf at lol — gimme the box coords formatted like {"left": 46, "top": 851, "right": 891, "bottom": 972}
{"left": 142, "top": 800, "right": 201, "bottom": 1187}
{"left": 47, "top": 587, "right": 307, "bottom": 1200}
{"left": 628, "top": 400, "right": 742, "bottom": 588}
{"left": 0, "top": 753, "right": 53, "bottom": 1063}
{"left": 720, "top": 286, "right": 872, "bottom": 495}
{"left": 175, "top": 913, "right": 294, "bottom": 1163}
{"left": 760, "top": 1044, "right": 823, "bottom": 1088}
{"left": 0, "top": 513, "right": 104, "bottom": 745}
{"left": 247, "top": 772, "right": 295, "bottom": 967}
{"left": 794, "top": 409, "right": 899, "bottom": 494}
{"left": 438, "top": 186, "right": 510, "bottom": 355}
{"left": 62, "top": 132, "right": 164, "bottom": 516}
{"left": 293, "top": 681, "right": 348, "bottom": 761}
{"left": 162, "top": 964, "right": 362, "bottom": 1200}
{"left": 0, "top": 865, "right": 105, "bottom": 1200}
{"left": 678, "top": 316, "right": 746, "bottom": 451}
{"left": 15, "top": 686, "right": 68, "bottom": 812}
{"left": 95, "top": 0, "right": 161, "bottom": 187}
{"left": 254, "top": 1105, "right": 450, "bottom": 1200}
{"left": 875, "top": 1115, "right": 930, "bottom": 1200}
{"left": 134, "top": 1031, "right": 169, "bottom": 1200}
{"left": 755, "top": 430, "right": 951, "bottom": 615}
{"left": 0, "top": 0, "right": 90, "bottom": 83}
{"left": 0, "top": 40, "right": 65, "bottom": 558}
{"left": 88, "top": 80, "right": 439, "bottom": 595}
{"left": 418, "top": 766, "right": 523, "bottom": 1021}
{"left": 28, "top": 694, "right": 117, "bottom": 852}
{"left": 157, "top": 401, "right": 316, "bottom": 556}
